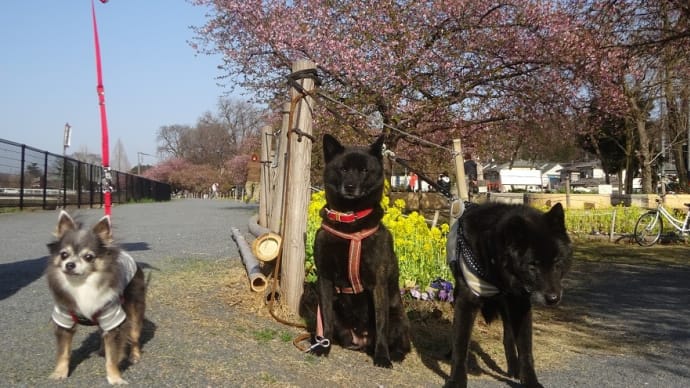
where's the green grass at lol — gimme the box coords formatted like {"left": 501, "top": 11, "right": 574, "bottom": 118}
{"left": 253, "top": 328, "right": 278, "bottom": 343}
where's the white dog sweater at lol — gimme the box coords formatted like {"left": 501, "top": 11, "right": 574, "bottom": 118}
{"left": 52, "top": 251, "right": 137, "bottom": 332}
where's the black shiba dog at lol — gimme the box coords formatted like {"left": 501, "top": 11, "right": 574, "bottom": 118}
{"left": 311, "top": 134, "right": 411, "bottom": 367}
{"left": 445, "top": 202, "right": 572, "bottom": 388}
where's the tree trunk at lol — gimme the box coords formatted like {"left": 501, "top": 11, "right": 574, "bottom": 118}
{"left": 636, "top": 116, "right": 654, "bottom": 194}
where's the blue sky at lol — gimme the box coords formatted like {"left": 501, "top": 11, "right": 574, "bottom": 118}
{"left": 0, "top": 0, "right": 239, "bottom": 168}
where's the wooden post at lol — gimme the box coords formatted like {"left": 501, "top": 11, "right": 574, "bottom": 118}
{"left": 281, "top": 60, "right": 316, "bottom": 314}
{"left": 565, "top": 174, "right": 571, "bottom": 209}
{"left": 269, "top": 102, "right": 290, "bottom": 235}
{"left": 453, "top": 139, "right": 469, "bottom": 201}
{"left": 259, "top": 125, "right": 272, "bottom": 228}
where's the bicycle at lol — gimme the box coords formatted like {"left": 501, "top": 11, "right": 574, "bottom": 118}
{"left": 633, "top": 195, "right": 690, "bottom": 246}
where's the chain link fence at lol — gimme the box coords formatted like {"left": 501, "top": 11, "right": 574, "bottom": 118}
{"left": 0, "top": 139, "right": 170, "bottom": 210}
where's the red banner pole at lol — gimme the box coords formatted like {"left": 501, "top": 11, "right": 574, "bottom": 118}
{"left": 91, "top": 0, "right": 111, "bottom": 216}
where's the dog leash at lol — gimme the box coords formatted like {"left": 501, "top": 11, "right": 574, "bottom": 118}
{"left": 293, "top": 223, "right": 380, "bottom": 352}
{"left": 91, "top": 0, "right": 113, "bottom": 217}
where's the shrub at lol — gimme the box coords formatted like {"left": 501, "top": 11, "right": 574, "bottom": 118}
{"left": 562, "top": 206, "right": 647, "bottom": 236}
{"left": 305, "top": 191, "right": 450, "bottom": 288}
{"left": 306, "top": 195, "right": 656, "bottom": 290}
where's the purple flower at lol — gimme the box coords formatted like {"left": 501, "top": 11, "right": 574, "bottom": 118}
{"left": 410, "top": 287, "right": 421, "bottom": 300}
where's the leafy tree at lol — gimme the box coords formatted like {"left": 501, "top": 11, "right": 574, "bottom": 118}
{"left": 142, "top": 158, "right": 190, "bottom": 190}
{"left": 581, "top": 0, "right": 690, "bottom": 193}
{"left": 156, "top": 98, "right": 264, "bottom": 169}
{"left": 580, "top": 100, "right": 637, "bottom": 192}
{"left": 143, "top": 158, "right": 218, "bottom": 195}
{"left": 26, "top": 162, "right": 43, "bottom": 187}
{"left": 191, "top": 0, "right": 602, "bottom": 175}
{"left": 192, "top": 1, "right": 690, "bottom": 194}
{"left": 225, "top": 154, "right": 250, "bottom": 188}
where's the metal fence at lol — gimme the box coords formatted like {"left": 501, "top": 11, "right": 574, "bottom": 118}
{"left": 0, "top": 138, "right": 170, "bottom": 210}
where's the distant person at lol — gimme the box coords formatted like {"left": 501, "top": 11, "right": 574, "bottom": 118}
{"left": 463, "top": 153, "right": 478, "bottom": 195}
{"left": 211, "top": 182, "right": 218, "bottom": 199}
{"left": 408, "top": 172, "right": 418, "bottom": 192}
{"left": 437, "top": 172, "right": 451, "bottom": 196}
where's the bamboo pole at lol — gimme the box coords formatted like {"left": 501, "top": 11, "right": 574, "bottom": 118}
{"left": 259, "top": 125, "right": 272, "bottom": 228}
{"left": 453, "top": 139, "right": 469, "bottom": 201}
{"left": 268, "top": 102, "right": 291, "bottom": 235}
{"left": 281, "top": 60, "right": 316, "bottom": 314}
{"left": 248, "top": 216, "right": 281, "bottom": 262}
{"left": 231, "top": 227, "right": 268, "bottom": 292}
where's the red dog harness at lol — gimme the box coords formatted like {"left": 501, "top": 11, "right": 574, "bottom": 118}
{"left": 319, "top": 222, "right": 379, "bottom": 294}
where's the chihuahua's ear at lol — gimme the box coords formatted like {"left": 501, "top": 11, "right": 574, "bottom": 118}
{"left": 55, "top": 210, "right": 77, "bottom": 238}
{"left": 92, "top": 215, "right": 113, "bottom": 243}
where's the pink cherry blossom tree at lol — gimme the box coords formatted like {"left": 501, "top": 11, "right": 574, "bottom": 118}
{"left": 577, "top": 0, "right": 690, "bottom": 193}
{"left": 190, "top": 1, "right": 600, "bottom": 171}
{"left": 191, "top": 1, "right": 690, "bottom": 193}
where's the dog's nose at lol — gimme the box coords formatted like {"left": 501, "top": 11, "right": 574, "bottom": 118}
{"left": 65, "top": 262, "right": 76, "bottom": 271}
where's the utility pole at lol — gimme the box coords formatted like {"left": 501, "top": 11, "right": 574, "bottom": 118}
{"left": 60, "top": 123, "right": 72, "bottom": 208}
{"left": 137, "top": 152, "right": 154, "bottom": 175}
{"left": 63, "top": 123, "right": 72, "bottom": 156}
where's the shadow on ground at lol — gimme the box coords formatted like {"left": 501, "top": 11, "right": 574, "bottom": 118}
{"left": 66, "top": 318, "right": 157, "bottom": 377}
{"left": 560, "top": 243, "right": 690, "bottom": 378}
{"left": 0, "top": 256, "right": 46, "bottom": 300}
{"left": 298, "top": 281, "right": 526, "bottom": 386}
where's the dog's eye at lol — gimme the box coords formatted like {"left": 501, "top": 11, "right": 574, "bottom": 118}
{"left": 83, "top": 253, "right": 95, "bottom": 262}
{"left": 59, "top": 251, "right": 69, "bottom": 260}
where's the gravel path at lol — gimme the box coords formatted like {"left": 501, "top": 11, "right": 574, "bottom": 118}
{"left": 1, "top": 199, "right": 689, "bottom": 387}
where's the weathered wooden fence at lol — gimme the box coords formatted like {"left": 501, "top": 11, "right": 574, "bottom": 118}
{"left": 242, "top": 60, "right": 318, "bottom": 314}
{"left": 240, "top": 60, "right": 474, "bottom": 315}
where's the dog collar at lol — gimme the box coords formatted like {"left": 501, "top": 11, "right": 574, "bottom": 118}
{"left": 324, "top": 207, "right": 373, "bottom": 223}
{"left": 453, "top": 204, "right": 500, "bottom": 297}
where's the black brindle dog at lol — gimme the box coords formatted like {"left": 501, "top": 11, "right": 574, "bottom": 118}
{"left": 445, "top": 202, "right": 572, "bottom": 388}
{"left": 311, "top": 134, "right": 411, "bottom": 368}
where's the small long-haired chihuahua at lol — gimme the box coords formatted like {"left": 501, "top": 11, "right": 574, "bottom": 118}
{"left": 45, "top": 211, "right": 146, "bottom": 385}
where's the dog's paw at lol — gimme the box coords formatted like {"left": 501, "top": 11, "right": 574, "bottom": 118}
{"left": 308, "top": 345, "right": 331, "bottom": 357}
{"left": 129, "top": 348, "right": 141, "bottom": 364}
{"left": 442, "top": 379, "right": 466, "bottom": 388}
{"left": 520, "top": 369, "right": 543, "bottom": 388}
{"left": 307, "top": 335, "right": 331, "bottom": 357}
{"left": 522, "top": 381, "right": 543, "bottom": 388}
{"left": 373, "top": 356, "right": 393, "bottom": 368}
{"left": 107, "top": 375, "right": 129, "bottom": 385}
{"left": 49, "top": 369, "right": 68, "bottom": 380}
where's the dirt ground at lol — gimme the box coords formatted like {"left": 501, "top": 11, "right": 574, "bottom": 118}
{"left": 145, "top": 240, "right": 689, "bottom": 387}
